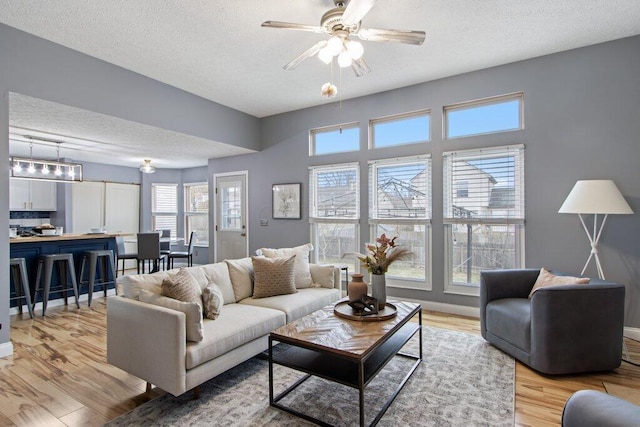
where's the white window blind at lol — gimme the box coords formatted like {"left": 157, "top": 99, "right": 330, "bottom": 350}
{"left": 309, "top": 163, "right": 359, "bottom": 220}
{"left": 369, "top": 156, "right": 431, "bottom": 221}
{"left": 443, "top": 145, "right": 524, "bottom": 224}
{"left": 152, "top": 184, "right": 178, "bottom": 213}
{"left": 152, "top": 183, "right": 178, "bottom": 237}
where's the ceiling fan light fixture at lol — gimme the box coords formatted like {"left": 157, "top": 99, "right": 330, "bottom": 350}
{"left": 338, "top": 50, "right": 353, "bottom": 67}
{"left": 345, "top": 39, "right": 364, "bottom": 59}
{"left": 318, "top": 47, "right": 333, "bottom": 64}
{"left": 139, "top": 159, "right": 156, "bottom": 174}
{"left": 326, "top": 35, "right": 344, "bottom": 56}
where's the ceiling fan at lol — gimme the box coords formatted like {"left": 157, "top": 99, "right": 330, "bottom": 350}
{"left": 262, "top": 0, "right": 426, "bottom": 77}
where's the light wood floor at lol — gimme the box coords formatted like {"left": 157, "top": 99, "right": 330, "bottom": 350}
{"left": 1, "top": 300, "right": 639, "bottom": 426}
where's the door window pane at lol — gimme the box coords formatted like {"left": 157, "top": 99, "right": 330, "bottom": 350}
{"left": 220, "top": 181, "right": 242, "bottom": 230}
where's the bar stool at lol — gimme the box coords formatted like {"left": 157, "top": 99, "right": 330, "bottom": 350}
{"left": 34, "top": 253, "right": 80, "bottom": 316}
{"left": 9, "top": 258, "right": 35, "bottom": 319}
{"left": 78, "top": 249, "right": 117, "bottom": 306}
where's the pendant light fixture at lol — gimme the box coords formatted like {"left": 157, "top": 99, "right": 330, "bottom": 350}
{"left": 139, "top": 159, "right": 156, "bottom": 174}
{"left": 10, "top": 139, "right": 83, "bottom": 183}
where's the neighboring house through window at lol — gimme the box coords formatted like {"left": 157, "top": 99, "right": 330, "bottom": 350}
{"left": 443, "top": 145, "right": 525, "bottom": 294}
{"left": 309, "top": 163, "right": 360, "bottom": 271}
{"left": 184, "top": 182, "right": 209, "bottom": 246}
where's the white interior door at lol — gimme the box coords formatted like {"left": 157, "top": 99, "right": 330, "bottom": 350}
{"left": 214, "top": 172, "right": 248, "bottom": 261}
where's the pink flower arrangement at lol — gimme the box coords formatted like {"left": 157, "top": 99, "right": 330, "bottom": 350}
{"left": 354, "top": 234, "right": 412, "bottom": 275}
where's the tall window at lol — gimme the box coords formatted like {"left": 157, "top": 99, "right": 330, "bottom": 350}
{"left": 152, "top": 183, "right": 178, "bottom": 237}
{"left": 444, "top": 92, "right": 523, "bottom": 139}
{"left": 369, "top": 156, "right": 431, "bottom": 289}
{"left": 443, "top": 145, "right": 525, "bottom": 293}
{"left": 184, "top": 182, "right": 209, "bottom": 245}
{"left": 310, "top": 122, "right": 360, "bottom": 155}
{"left": 309, "top": 163, "right": 359, "bottom": 271}
{"left": 370, "top": 110, "right": 430, "bottom": 149}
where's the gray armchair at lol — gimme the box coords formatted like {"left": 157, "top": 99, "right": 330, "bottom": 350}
{"left": 480, "top": 269, "right": 625, "bottom": 375}
{"left": 562, "top": 390, "right": 640, "bottom": 427}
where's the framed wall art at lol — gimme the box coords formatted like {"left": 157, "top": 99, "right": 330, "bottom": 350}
{"left": 272, "top": 183, "right": 301, "bottom": 219}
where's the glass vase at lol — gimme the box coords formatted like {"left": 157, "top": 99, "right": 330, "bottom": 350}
{"left": 371, "top": 273, "right": 386, "bottom": 310}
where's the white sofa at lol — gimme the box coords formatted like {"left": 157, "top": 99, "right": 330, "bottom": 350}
{"left": 107, "top": 258, "right": 341, "bottom": 397}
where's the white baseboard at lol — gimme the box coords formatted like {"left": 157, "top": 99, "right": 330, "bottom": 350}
{"left": 0, "top": 341, "right": 14, "bottom": 358}
{"left": 624, "top": 327, "right": 640, "bottom": 341}
{"left": 9, "top": 288, "right": 118, "bottom": 316}
{"left": 394, "top": 296, "right": 480, "bottom": 318}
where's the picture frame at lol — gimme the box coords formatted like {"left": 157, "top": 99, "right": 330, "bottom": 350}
{"left": 272, "top": 183, "right": 301, "bottom": 219}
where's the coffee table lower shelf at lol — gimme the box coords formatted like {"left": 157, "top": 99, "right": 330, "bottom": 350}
{"left": 269, "top": 322, "right": 422, "bottom": 427}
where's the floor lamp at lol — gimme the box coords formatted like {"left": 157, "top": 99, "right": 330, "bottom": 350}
{"left": 558, "top": 180, "right": 633, "bottom": 280}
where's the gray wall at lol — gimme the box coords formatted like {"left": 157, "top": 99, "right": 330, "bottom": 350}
{"left": 210, "top": 35, "right": 640, "bottom": 327}
{"left": 0, "top": 23, "right": 259, "bottom": 349}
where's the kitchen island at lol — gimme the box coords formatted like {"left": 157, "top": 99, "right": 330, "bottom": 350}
{"left": 10, "top": 233, "right": 127, "bottom": 311}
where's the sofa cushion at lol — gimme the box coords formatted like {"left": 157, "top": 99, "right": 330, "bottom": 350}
{"left": 239, "top": 287, "right": 341, "bottom": 323}
{"left": 120, "top": 271, "right": 169, "bottom": 300}
{"left": 185, "top": 304, "right": 285, "bottom": 369}
{"left": 260, "top": 243, "right": 313, "bottom": 289}
{"left": 139, "top": 289, "right": 204, "bottom": 342}
{"left": 251, "top": 255, "right": 297, "bottom": 298}
{"left": 485, "top": 298, "right": 531, "bottom": 353}
{"left": 529, "top": 267, "right": 590, "bottom": 298}
{"left": 161, "top": 267, "right": 203, "bottom": 311}
{"left": 225, "top": 258, "right": 254, "bottom": 301}
{"left": 310, "top": 264, "right": 336, "bottom": 289}
{"left": 199, "top": 262, "right": 236, "bottom": 304}
{"left": 202, "top": 284, "right": 224, "bottom": 320}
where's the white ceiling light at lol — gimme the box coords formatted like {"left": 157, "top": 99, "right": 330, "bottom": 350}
{"left": 345, "top": 40, "right": 364, "bottom": 60}
{"left": 317, "top": 47, "right": 333, "bottom": 64}
{"left": 338, "top": 50, "right": 353, "bottom": 67}
{"left": 139, "top": 159, "right": 156, "bottom": 173}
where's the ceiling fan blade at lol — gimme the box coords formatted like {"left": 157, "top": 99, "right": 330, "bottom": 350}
{"left": 262, "top": 21, "right": 325, "bottom": 34}
{"left": 342, "top": 0, "right": 376, "bottom": 27}
{"left": 283, "top": 40, "right": 328, "bottom": 71}
{"left": 351, "top": 57, "right": 371, "bottom": 77}
{"left": 357, "top": 28, "right": 426, "bottom": 45}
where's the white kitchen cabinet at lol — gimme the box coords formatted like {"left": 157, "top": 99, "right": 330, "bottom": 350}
{"left": 9, "top": 179, "right": 57, "bottom": 211}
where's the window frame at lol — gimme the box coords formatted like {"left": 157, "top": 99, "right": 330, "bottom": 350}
{"left": 368, "top": 155, "right": 432, "bottom": 290}
{"left": 444, "top": 92, "right": 524, "bottom": 140}
{"left": 442, "top": 144, "right": 525, "bottom": 295}
{"left": 309, "top": 122, "right": 360, "bottom": 156}
{"left": 183, "top": 182, "right": 209, "bottom": 246}
{"left": 151, "top": 183, "right": 178, "bottom": 238}
{"left": 369, "top": 109, "right": 431, "bottom": 149}
{"left": 309, "top": 162, "right": 360, "bottom": 270}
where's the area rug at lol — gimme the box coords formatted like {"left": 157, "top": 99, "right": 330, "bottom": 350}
{"left": 107, "top": 326, "right": 514, "bottom": 426}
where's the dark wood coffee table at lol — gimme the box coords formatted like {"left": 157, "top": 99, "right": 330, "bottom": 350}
{"left": 268, "top": 300, "right": 422, "bottom": 427}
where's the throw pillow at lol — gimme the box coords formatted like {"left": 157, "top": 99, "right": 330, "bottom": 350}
{"left": 528, "top": 267, "right": 590, "bottom": 298}
{"left": 225, "top": 257, "right": 254, "bottom": 301}
{"left": 260, "top": 243, "right": 314, "bottom": 289}
{"left": 200, "top": 262, "right": 236, "bottom": 304}
{"left": 251, "top": 255, "right": 297, "bottom": 299}
{"left": 310, "top": 264, "right": 336, "bottom": 289}
{"left": 161, "top": 267, "right": 203, "bottom": 311}
{"left": 139, "top": 289, "right": 204, "bottom": 342}
{"left": 202, "top": 283, "right": 224, "bottom": 320}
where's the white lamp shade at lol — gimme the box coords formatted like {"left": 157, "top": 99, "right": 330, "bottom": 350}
{"left": 559, "top": 180, "right": 633, "bottom": 214}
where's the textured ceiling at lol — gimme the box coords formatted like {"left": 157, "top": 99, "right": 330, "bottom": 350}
{"left": 1, "top": 0, "right": 640, "bottom": 168}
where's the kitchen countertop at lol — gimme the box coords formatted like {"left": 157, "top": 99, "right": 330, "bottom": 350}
{"left": 10, "top": 233, "right": 131, "bottom": 243}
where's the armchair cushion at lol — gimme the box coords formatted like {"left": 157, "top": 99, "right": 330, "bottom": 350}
{"left": 485, "top": 298, "right": 531, "bottom": 353}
